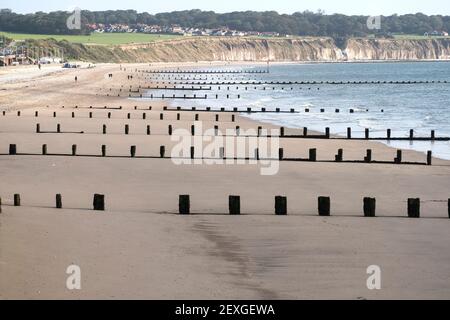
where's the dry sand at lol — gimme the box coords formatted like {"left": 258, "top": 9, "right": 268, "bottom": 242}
{"left": 0, "top": 63, "right": 449, "bottom": 300}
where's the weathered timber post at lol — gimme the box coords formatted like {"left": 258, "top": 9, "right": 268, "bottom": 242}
{"left": 179, "top": 195, "right": 190, "bottom": 215}
{"left": 57, "top": 124, "right": 61, "bottom": 133}
{"left": 130, "top": 146, "right": 136, "bottom": 158}
{"left": 102, "top": 145, "right": 106, "bottom": 157}
{"left": 125, "top": 124, "right": 129, "bottom": 135}
{"left": 280, "top": 127, "right": 285, "bottom": 137}
{"left": 147, "top": 125, "right": 151, "bottom": 135}
{"left": 56, "top": 194, "right": 62, "bottom": 209}
{"left": 93, "top": 194, "right": 105, "bottom": 211}
{"left": 347, "top": 127, "right": 352, "bottom": 139}
{"left": 409, "top": 129, "right": 414, "bottom": 140}
{"left": 431, "top": 130, "right": 435, "bottom": 140}
{"left": 275, "top": 196, "right": 287, "bottom": 215}
{"left": 72, "top": 145, "right": 77, "bottom": 156}
{"left": 303, "top": 127, "right": 308, "bottom": 136}
{"left": 365, "top": 149, "right": 372, "bottom": 163}
{"left": 318, "top": 197, "right": 331, "bottom": 216}
{"left": 14, "top": 194, "right": 21, "bottom": 206}
{"left": 103, "top": 125, "right": 107, "bottom": 134}
{"left": 335, "top": 149, "right": 343, "bottom": 162}
{"left": 42, "top": 144, "right": 47, "bottom": 155}
{"left": 427, "top": 151, "right": 432, "bottom": 166}
{"left": 325, "top": 127, "right": 330, "bottom": 138}
{"left": 190, "top": 146, "right": 195, "bottom": 159}
{"left": 160, "top": 146, "right": 166, "bottom": 158}
{"left": 168, "top": 125, "right": 173, "bottom": 136}
{"left": 229, "top": 196, "right": 241, "bottom": 215}
{"left": 363, "top": 198, "right": 376, "bottom": 217}
{"left": 395, "top": 150, "right": 402, "bottom": 164}
{"left": 279, "top": 148, "right": 284, "bottom": 161}
{"left": 365, "top": 128, "right": 370, "bottom": 139}
{"left": 387, "top": 129, "right": 391, "bottom": 140}
{"left": 36, "top": 124, "right": 41, "bottom": 133}
{"left": 309, "top": 148, "right": 317, "bottom": 162}
{"left": 408, "top": 198, "right": 420, "bottom": 218}
{"left": 9, "top": 144, "right": 17, "bottom": 155}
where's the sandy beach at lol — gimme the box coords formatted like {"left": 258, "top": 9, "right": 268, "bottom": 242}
{"left": 0, "top": 63, "right": 449, "bottom": 300}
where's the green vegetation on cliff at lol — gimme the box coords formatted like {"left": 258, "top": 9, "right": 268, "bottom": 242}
{"left": 0, "top": 32, "right": 181, "bottom": 45}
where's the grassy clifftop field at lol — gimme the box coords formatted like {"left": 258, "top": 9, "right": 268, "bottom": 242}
{"left": 0, "top": 32, "right": 182, "bottom": 45}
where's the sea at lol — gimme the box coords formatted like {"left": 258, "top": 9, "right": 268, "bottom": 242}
{"left": 143, "top": 62, "right": 450, "bottom": 160}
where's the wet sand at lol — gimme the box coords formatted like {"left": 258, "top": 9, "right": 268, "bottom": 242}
{"left": 0, "top": 63, "right": 449, "bottom": 300}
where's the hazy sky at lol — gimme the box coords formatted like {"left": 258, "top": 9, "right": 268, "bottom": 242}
{"left": 2, "top": 0, "right": 450, "bottom": 15}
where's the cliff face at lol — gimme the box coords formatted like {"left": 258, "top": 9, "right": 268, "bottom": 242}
{"left": 345, "top": 38, "right": 450, "bottom": 60}
{"left": 34, "top": 37, "right": 450, "bottom": 63}
{"left": 116, "top": 37, "right": 344, "bottom": 62}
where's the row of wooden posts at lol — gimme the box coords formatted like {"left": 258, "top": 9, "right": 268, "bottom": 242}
{"left": 26, "top": 111, "right": 237, "bottom": 122}
{"left": 1, "top": 194, "right": 448, "bottom": 218}
{"left": 6, "top": 143, "right": 434, "bottom": 165}
{"left": 142, "top": 80, "right": 449, "bottom": 86}
{"left": 139, "top": 70, "right": 268, "bottom": 74}
{"left": 109, "top": 86, "right": 326, "bottom": 91}
{"left": 33, "top": 122, "right": 445, "bottom": 143}
{"left": 0, "top": 194, "right": 104, "bottom": 212}
{"left": 104, "top": 93, "right": 242, "bottom": 99}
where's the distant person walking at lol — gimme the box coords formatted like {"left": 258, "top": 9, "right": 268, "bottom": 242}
{"left": 75, "top": 76, "right": 78, "bottom": 82}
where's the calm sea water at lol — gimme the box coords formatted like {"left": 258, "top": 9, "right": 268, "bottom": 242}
{"left": 145, "top": 62, "right": 450, "bottom": 159}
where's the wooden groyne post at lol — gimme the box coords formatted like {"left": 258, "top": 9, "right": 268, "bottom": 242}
{"left": 275, "top": 196, "right": 287, "bottom": 215}
{"left": 408, "top": 198, "right": 420, "bottom": 218}
{"left": 335, "top": 149, "right": 343, "bottom": 162}
{"left": 9, "top": 144, "right": 17, "bottom": 155}
{"left": 363, "top": 197, "right": 376, "bottom": 217}
{"left": 56, "top": 194, "right": 62, "bottom": 209}
{"left": 14, "top": 194, "right": 21, "bottom": 206}
{"left": 395, "top": 150, "right": 402, "bottom": 164}
{"left": 427, "top": 151, "right": 432, "bottom": 166}
{"left": 365, "top": 149, "right": 372, "bottom": 163}
{"left": 309, "top": 148, "right": 317, "bottom": 162}
{"left": 179, "top": 195, "right": 190, "bottom": 215}
{"left": 229, "top": 196, "right": 241, "bottom": 215}
{"left": 318, "top": 197, "right": 330, "bottom": 216}
{"left": 93, "top": 194, "right": 105, "bottom": 211}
